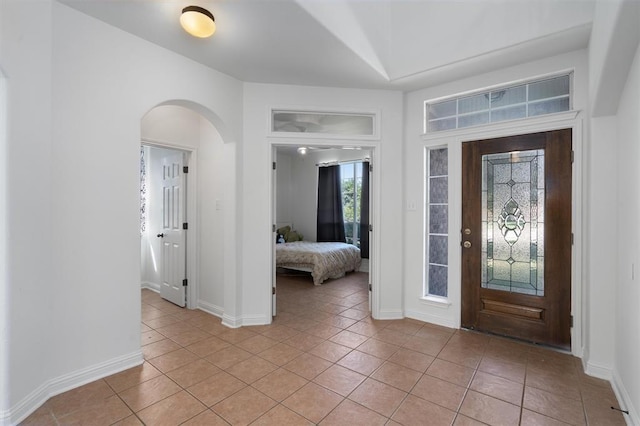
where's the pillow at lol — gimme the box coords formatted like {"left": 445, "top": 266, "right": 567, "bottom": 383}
{"left": 276, "top": 226, "right": 291, "bottom": 236}
{"left": 285, "top": 230, "right": 303, "bottom": 242}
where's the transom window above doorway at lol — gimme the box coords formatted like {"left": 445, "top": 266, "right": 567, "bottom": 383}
{"left": 424, "top": 74, "right": 572, "bottom": 133}
{"left": 271, "top": 110, "right": 377, "bottom": 139}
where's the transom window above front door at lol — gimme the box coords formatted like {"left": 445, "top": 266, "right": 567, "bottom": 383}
{"left": 424, "top": 74, "right": 572, "bottom": 133}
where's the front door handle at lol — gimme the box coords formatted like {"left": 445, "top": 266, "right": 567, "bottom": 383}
{"left": 463, "top": 241, "right": 472, "bottom": 248}
{"left": 157, "top": 233, "right": 165, "bottom": 238}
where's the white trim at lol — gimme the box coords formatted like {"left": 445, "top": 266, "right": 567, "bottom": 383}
{"left": 419, "top": 296, "right": 452, "bottom": 308}
{"left": 611, "top": 369, "right": 640, "bottom": 426}
{"left": 421, "top": 110, "right": 584, "bottom": 355}
{"left": 197, "top": 301, "right": 224, "bottom": 318}
{"left": 221, "top": 313, "right": 241, "bottom": 328}
{"left": 376, "top": 309, "right": 404, "bottom": 320}
{"left": 141, "top": 281, "right": 160, "bottom": 292}
{"left": 1, "top": 351, "right": 142, "bottom": 426}
{"left": 405, "top": 309, "right": 457, "bottom": 329}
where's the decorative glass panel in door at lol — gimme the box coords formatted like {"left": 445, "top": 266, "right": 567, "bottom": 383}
{"left": 481, "top": 150, "right": 544, "bottom": 296}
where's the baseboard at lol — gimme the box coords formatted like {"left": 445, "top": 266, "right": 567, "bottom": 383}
{"left": 584, "top": 358, "right": 613, "bottom": 381}
{"left": 2, "top": 350, "right": 143, "bottom": 426}
{"left": 240, "top": 314, "right": 271, "bottom": 326}
{"left": 375, "top": 309, "right": 403, "bottom": 320}
{"left": 141, "top": 281, "right": 160, "bottom": 292}
{"left": 197, "top": 300, "right": 224, "bottom": 319}
{"left": 611, "top": 368, "right": 640, "bottom": 426}
{"left": 221, "top": 313, "right": 241, "bottom": 328}
{"left": 405, "top": 309, "right": 458, "bottom": 329}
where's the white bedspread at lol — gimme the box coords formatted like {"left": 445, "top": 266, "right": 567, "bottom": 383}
{"left": 276, "top": 241, "right": 362, "bottom": 285}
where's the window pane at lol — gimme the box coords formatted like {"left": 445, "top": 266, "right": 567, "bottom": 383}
{"left": 428, "top": 118, "right": 456, "bottom": 132}
{"left": 428, "top": 99, "right": 457, "bottom": 120}
{"left": 459, "top": 112, "right": 489, "bottom": 128}
{"left": 272, "top": 111, "right": 374, "bottom": 135}
{"left": 430, "top": 177, "right": 448, "bottom": 204}
{"left": 429, "top": 235, "right": 448, "bottom": 265}
{"left": 458, "top": 93, "right": 489, "bottom": 114}
{"left": 528, "top": 97, "right": 570, "bottom": 117}
{"left": 429, "top": 265, "right": 448, "bottom": 297}
{"left": 491, "top": 85, "right": 526, "bottom": 108}
{"left": 429, "top": 205, "right": 448, "bottom": 234}
{"left": 430, "top": 148, "right": 448, "bottom": 176}
{"left": 491, "top": 105, "right": 526, "bottom": 122}
{"left": 528, "top": 75, "right": 570, "bottom": 101}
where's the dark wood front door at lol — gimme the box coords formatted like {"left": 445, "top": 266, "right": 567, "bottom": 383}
{"left": 461, "top": 129, "right": 572, "bottom": 349}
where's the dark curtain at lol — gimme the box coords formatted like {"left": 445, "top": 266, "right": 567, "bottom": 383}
{"left": 359, "top": 162, "right": 370, "bottom": 258}
{"left": 317, "top": 165, "right": 346, "bottom": 242}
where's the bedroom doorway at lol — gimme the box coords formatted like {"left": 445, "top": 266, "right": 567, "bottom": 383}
{"left": 271, "top": 145, "right": 374, "bottom": 318}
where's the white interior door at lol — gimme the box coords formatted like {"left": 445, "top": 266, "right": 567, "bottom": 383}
{"left": 159, "top": 152, "right": 186, "bottom": 307}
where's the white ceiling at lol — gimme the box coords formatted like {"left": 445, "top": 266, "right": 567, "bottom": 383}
{"left": 59, "top": 0, "right": 595, "bottom": 91}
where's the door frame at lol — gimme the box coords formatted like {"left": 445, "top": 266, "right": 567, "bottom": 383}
{"left": 422, "top": 110, "right": 584, "bottom": 356}
{"left": 141, "top": 139, "right": 199, "bottom": 309}
{"left": 269, "top": 141, "right": 380, "bottom": 320}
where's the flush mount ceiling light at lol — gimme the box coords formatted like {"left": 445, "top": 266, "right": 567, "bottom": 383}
{"left": 180, "top": 5, "right": 216, "bottom": 38}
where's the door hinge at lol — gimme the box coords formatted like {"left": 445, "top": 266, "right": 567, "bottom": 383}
{"left": 369, "top": 164, "right": 373, "bottom": 172}
{"left": 570, "top": 315, "right": 573, "bottom": 327}
{"left": 183, "top": 279, "right": 188, "bottom": 287}
{"left": 183, "top": 166, "right": 189, "bottom": 173}
{"left": 272, "top": 224, "right": 276, "bottom": 232}
{"left": 272, "top": 162, "right": 276, "bottom": 170}
{"left": 571, "top": 151, "right": 575, "bottom": 164}
{"left": 571, "top": 233, "right": 574, "bottom": 245}
{"left": 183, "top": 223, "right": 188, "bottom": 230}
{"left": 368, "top": 224, "right": 373, "bottom": 232}
{"left": 272, "top": 287, "right": 276, "bottom": 295}
{"left": 368, "top": 284, "right": 372, "bottom": 292}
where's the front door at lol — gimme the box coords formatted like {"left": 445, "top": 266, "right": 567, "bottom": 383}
{"left": 159, "top": 152, "right": 187, "bottom": 307}
{"left": 461, "top": 129, "right": 572, "bottom": 349}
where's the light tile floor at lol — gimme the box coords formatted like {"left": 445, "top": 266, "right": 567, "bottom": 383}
{"left": 23, "top": 272, "right": 626, "bottom": 425}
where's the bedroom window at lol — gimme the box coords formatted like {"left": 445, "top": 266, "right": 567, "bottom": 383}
{"left": 424, "top": 74, "right": 572, "bottom": 133}
{"left": 425, "top": 148, "right": 448, "bottom": 298}
{"left": 340, "top": 162, "right": 363, "bottom": 247}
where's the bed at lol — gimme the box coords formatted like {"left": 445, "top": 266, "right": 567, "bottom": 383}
{"left": 276, "top": 241, "right": 362, "bottom": 285}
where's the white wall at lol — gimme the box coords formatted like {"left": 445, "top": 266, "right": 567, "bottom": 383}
{"left": 1, "top": 1, "right": 55, "bottom": 422}
{"left": 586, "top": 3, "right": 640, "bottom": 414}
{"left": 403, "top": 50, "right": 589, "bottom": 331}
{"left": 1, "top": 1, "right": 243, "bottom": 423}
{"left": 613, "top": 41, "right": 640, "bottom": 424}
{"left": 243, "top": 83, "right": 403, "bottom": 325}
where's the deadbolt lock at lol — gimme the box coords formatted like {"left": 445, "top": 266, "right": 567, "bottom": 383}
{"left": 463, "top": 228, "right": 471, "bottom": 235}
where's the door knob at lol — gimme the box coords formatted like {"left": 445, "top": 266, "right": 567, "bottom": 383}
{"left": 157, "top": 233, "right": 165, "bottom": 238}
{"left": 463, "top": 241, "right": 472, "bottom": 248}
{"left": 463, "top": 228, "right": 472, "bottom": 235}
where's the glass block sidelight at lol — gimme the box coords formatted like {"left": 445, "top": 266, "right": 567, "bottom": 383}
{"left": 481, "top": 149, "right": 545, "bottom": 296}
{"left": 426, "top": 148, "right": 448, "bottom": 297}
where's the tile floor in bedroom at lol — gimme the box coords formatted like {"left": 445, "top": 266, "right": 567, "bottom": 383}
{"left": 23, "top": 272, "right": 625, "bottom": 425}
